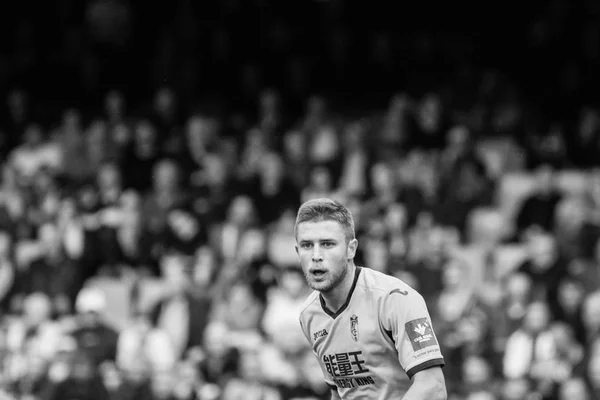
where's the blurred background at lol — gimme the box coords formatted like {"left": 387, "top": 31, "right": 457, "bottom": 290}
{"left": 0, "top": 0, "right": 600, "bottom": 399}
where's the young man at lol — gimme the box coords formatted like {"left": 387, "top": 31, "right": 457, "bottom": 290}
{"left": 296, "top": 198, "right": 446, "bottom": 399}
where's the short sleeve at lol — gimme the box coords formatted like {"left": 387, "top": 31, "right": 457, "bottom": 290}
{"left": 299, "top": 317, "right": 309, "bottom": 344}
{"left": 380, "top": 288, "right": 445, "bottom": 379}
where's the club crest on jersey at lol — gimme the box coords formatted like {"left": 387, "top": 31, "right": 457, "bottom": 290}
{"left": 350, "top": 314, "right": 359, "bottom": 342}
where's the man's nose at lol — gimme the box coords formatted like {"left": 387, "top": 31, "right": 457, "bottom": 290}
{"left": 312, "top": 246, "right": 323, "bottom": 262}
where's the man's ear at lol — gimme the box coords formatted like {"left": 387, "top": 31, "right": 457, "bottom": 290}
{"left": 295, "top": 245, "right": 299, "bottom": 255}
{"left": 347, "top": 238, "right": 358, "bottom": 260}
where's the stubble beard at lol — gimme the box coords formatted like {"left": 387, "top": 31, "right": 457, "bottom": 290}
{"left": 305, "top": 259, "right": 350, "bottom": 294}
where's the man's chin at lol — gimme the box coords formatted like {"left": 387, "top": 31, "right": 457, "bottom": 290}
{"left": 308, "top": 279, "right": 333, "bottom": 293}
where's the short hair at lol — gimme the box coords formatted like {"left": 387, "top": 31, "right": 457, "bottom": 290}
{"left": 294, "top": 198, "right": 355, "bottom": 241}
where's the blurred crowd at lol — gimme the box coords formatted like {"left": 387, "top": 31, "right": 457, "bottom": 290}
{"left": 1, "top": 82, "right": 600, "bottom": 400}
{"left": 1, "top": 1, "right": 600, "bottom": 400}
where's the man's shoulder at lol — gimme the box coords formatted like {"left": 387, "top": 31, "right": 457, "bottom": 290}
{"left": 299, "top": 291, "right": 321, "bottom": 320}
{"left": 358, "top": 267, "right": 414, "bottom": 297}
{"left": 357, "top": 268, "right": 425, "bottom": 314}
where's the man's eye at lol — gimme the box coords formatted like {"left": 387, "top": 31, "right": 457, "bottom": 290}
{"left": 322, "top": 242, "right": 334, "bottom": 248}
{"left": 301, "top": 243, "right": 313, "bottom": 249}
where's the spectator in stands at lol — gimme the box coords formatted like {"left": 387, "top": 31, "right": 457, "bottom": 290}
{"left": 12, "top": 350, "right": 52, "bottom": 399}
{"left": 503, "top": 301, "right": 565, "bottom": 398}
{"left": 557, "top": 376, "right": 592, "bottom": 400}
{"left": 44, "top": 350, "right": 109, "bottom": 400}
{"left": 121, "top": 119, "right": 162, "bottom": 194}
{"left": 149, "top": 250, "right": 211, "bottom": 361}
{"left": 1, "top": 7, "right": 600, "bottom": 397}
{"left": 104, "top": 90, "right": 126, "bottom": 128}
{"left": 517, "top": 232, "right": 568, "bottom": 304}
{"left": 265, "top": 208, "right": 300, "bottom": 269}
{"left": 500, "top": 378, "right": 535, "bottom": 400}
{"left": 435, "top": 154, "right": 494, "bottom": 236}
{"left": 515, "top": 164, "right": 562, "bottom": 236}
{"left": 359, "top": 215, "right": 391, "bottom": 273}
{"left": 69, "top": 288, "right": 118, "bottom": 367}
{"left": 337, "top": 120, "right": 372, "bottom": 198}
{"left": 260, "top": 266, "right": 311, "bottom": 391}
{"left": 55, "top": 108, "right": 92, "bottom": 184}
{"left": 1, "top": 90, "right": 29, "bottom": 153}
{"left": 491, "top": 272, "right": 533, "bottom": 349}
{"left": 412, "top": 93, "right": 447, "bottom": 150}
{"left": 0, "top": 232, "right": 14, "bottom": 309}
{"left": 145, "top": 369, "right": 177, "bottom": 400}
{"left": 568, "top": 107, "right": 600, "bottom": 168}
{"left": 256, "top": 88, "right": 285, "bottom": 139}
{"left": 582, "top": 291, "right": 600, "bottom": 345}
{"left": 222, "top": 348, "right": 282, "bottom": 400}
{"left": 85, "top": 119, "right": 117, "bottom": 178}
{"left": 86, "top": 162, "right": 132, "bottom": 274}
{"left": 179, "top": 114, "right": 220, "bottom": 178}
{"left": 9, "top": 123, "right": 62, "bottom": 184}
{"left": 189, "top": 152, "right": 236, "bottom": 224}
{"left": 246, "top": 152, "right": 300, "bottom": 225}
{"left": 4, "top": 292, "right": 63, "bottom": 396}
{"left": 383, "top": 202, "right": 409, "bottom": 266}
{"left": 568, "top": 238, "right": 600, "bottom": 294}
{"left": 301, "top": 165, "right": 337, "bottom": 204}
{"left": 116, "top": 309, "right": 177, "bottom": 379}
{"left": 461, "top": 355, "right": 498, "bottom": 398}
{"left": 172, "top": 358, "right": 206, "bottom": 400}
{"left": 554, "top": 194, "right": 590, "bottom": 260}
{"left": 138, "top": 159, "right": 190, "bottom": 269}
{"left": 439, "top": 125, "right": 476, "bottom": 177}
{"left": 404, "top": 223, "right": 448, "bottom": 302}
{"left": 152, "top": 86, "right": 181, "bottom": 145}
{"left": 550, "top": 322, "right": 585, "bottom": 380}
{"left": 435, "top": 258, "right": 493, "bottom": 391}
{"left": 199, "top": 322, "right": 240, "bottom": 387}
{"left": 98, "top": 361, "right": 128, "bottom": 400}
{"left": 550, "top": 275, "right": 587, "bottom": 344}
{"left": 586, "top": 344, "right": 600, "bottom": 399}
{"left": 211, "top": 195, "right": 258, "bottom": 269}
{"left": 281, "top": 129, "right": 309, "bottom": 190}
{"left": 11, "top": 220, "right": 82, "bottom": 311}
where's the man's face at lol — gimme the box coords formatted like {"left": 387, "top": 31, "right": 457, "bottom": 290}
{"left": 295, "top": 220, "right": 357, "bottom": 293}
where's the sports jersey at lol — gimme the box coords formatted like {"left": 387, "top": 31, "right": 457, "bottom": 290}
{"left": 299, "top": 266, "right": 445, "bottom": 399}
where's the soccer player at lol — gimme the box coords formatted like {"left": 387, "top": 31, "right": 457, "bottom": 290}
{"left": 296, "top": 198, "right": 446, "bottom": 399}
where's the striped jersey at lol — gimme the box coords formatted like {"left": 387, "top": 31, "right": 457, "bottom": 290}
{"left": 299, "top": 266, "right": 445, "bottom": 399}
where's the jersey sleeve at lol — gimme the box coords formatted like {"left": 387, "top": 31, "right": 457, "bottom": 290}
{"left": 380, "top": 288, "right": 445, "bottom": 379}
{"left": 299, "top": 316, "right": 311, "bottom": 345}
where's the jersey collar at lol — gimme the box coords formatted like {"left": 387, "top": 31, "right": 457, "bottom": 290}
{"left": 320, "top": 266, "right": 362, "bottom": 319}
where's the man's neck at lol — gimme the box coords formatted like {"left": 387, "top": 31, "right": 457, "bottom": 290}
{"left": 321, "top": 263, "right": 357, "bottom": 313}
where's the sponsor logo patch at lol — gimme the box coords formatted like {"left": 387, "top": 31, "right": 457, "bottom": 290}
{"left": 405, "top": 318, "right": 438, "bottom": 351}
